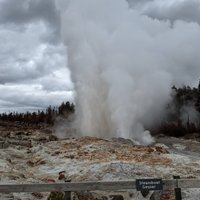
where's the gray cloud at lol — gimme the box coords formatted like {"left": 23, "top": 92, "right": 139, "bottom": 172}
{"left": 0, "top": 0, "right": 73, "bottom": 112}
{"left": 127, "top": 0, "right": 153, "bottom": 6}
{"left": 0, "top": 0, "right": 61, "bottom": 43}
{"left": 0, "top": 22, "right": 66, "bottom": 84}
{"left": 128, "top": 0, "right": 200, "bottom": 25}
{"left": 0, "top": 0, "right": 60, "bottom": 26}
{"left": 0, "top": 84, "right": 73, "bottom": 113}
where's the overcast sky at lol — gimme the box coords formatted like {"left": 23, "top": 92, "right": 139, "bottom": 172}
{"left": 0, "top": 0, "right": 200, "bottom": 113}
{"left": 0, "top": 0, "right": 74, "bottom": 112}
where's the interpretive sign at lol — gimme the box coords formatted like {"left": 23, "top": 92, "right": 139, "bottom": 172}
{"left": 136, "top": 179, "right": 163, "bottom": 191}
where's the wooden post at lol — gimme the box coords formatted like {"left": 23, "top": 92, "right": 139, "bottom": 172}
{"left": 64, "top": 191, "right": 71, "bottom": 200}
{"left": 64, "top": 179, "right": 71, "bottom": 200}
{"left": 173, "top": 176, "right": 182, "bottom": 200}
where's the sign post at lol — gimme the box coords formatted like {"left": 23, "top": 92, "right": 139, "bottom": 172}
{"left": 173, "top": 176, "right": 182, "bottom": 200}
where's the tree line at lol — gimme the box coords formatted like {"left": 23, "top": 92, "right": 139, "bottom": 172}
{"left": 0, "top": 102, "right": 75, "bottom": 125}
{"left": 0, "top": 82, "right": 200, "bottom": 137}
{"left": 156, "top": 81, "right": 200, "bottom": 137}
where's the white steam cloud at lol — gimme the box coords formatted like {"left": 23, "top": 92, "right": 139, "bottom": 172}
{"left": 57, "top": 0, "right": 200, "bottom": 145}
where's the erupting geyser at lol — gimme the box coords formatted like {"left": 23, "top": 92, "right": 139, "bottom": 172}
{"left": 57, "top": 0, "right": 200, "bottom": 145}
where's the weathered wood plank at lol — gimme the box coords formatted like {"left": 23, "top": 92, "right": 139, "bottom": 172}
{"left": 178, "top": 179, "right": 200, "bottom": 188}
{"left": 0, "top": 180, "right": 176, "bottom": 193}
{"left": 163, "top": 179, "right": 176, "bottom": 190}
{"left": 0, "top": 179, "right": 199, "bottom": 193}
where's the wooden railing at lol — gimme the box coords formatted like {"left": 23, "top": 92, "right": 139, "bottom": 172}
{"left": 0, "top": 179, "right": 200, "bottom": 200}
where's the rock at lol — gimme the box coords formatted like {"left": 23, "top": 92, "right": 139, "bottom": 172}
{"left": 150, "top": 190, "right": 175, "bottom": 200}
{"left": 74, "top": 191, "right": 108, "bottom": 200}
{"left": 47, "top": 192, "right": 65, "bottom": 200}
{"left": 111, "top": 138, "right": 136, "bottom": 145}
{"left": 27, "top": 159, "right": 46, "bottom": 167}
{"left": 9, "top": 139, "right": 32, "bottom": 147}
{"left": 37, "top": 136, "right": 48, "bottom": 142}
{"left": 31, "top": 192, "right": 44, "bottom": 199}
{"left": 58, "top": 173, "right": 66, "bottom": 180}
{"left": 149, "top": 191, "right": 162, "bottom": 200}
{"left": 154, "top": 146, "right": 169, "bottom": 154}
{"left": 109, "top": 194, "right": 124, "bottom": 200}
{"left": 0, "top": 140, "right": 9, "bottom": 149}
{"left": 49, "top": 135, "right": 58, "bottom": 141}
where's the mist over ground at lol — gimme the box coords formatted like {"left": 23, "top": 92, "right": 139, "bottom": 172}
{"left": 56, "top": 0, "right": 200, "bottom": 145}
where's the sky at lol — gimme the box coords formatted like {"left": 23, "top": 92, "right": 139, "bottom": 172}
{"left": 0, "top": 0, "right": 73, "bottom": 112}
{"left": 0, "top": 0, "right": 200, "bottom": 113}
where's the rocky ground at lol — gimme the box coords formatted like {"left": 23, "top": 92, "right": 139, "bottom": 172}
{"left": 0, "top": 121, "right": 200, "bottom": 200}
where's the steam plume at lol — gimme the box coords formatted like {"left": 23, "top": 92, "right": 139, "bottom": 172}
{"left": 57, "top": 0, "right": 200, "bottom": 145}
